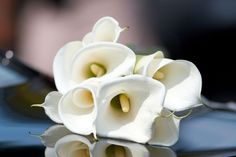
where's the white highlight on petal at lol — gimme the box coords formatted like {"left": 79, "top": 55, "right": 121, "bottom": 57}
{"left": 82, "top": 16, "right": 123, "bottom": 45}
{"left": 96, "top": 75, "right": 166, "bottom": 143}
{"left": 148, "top": 109, "right": 180, "bottom": 146}
{"left": 71, "top": 42, "right": 136, "bottom": 84}
{"left": 32, "top": 91, "right": 62, "bottom": 123}
{"left": 53, "top": 41, "right": 83, "bottom": 93}
{"left": 55, "top": 134, "right": 94, "bottom": 157}
{"left": 58, "top": 84, "right": 98, "bottom": 136}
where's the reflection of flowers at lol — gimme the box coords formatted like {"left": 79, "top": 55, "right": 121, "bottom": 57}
{"left": 41, "top": 125, "right": 176, "bottom": 157}
{"left": 33, "top": 16, "right": 202, "bottom": 146}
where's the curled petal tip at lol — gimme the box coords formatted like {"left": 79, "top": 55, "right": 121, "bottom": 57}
{"left": 31, "top": 104, "right": 43, "bottom": 108}
{"left": 121, "top": 26, "right": 130, "bottom": 32}
{"left": 59, "top": 86, "right": 98, "bottom": 135}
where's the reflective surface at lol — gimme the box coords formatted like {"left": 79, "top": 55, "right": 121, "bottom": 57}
{"left": 1, "top": 51, "right": 236, "bottom": 157}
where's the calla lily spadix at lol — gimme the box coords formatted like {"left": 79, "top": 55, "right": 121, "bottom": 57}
{"left": 148, "top": 109, "right": 180, "bottom": 146}
{"left": 135, "top": 52, "right": 202, "bottom": 111}
{"left": 82, "top": 16, "right": 124, "bottom": 45}
{"left": 96, "top": 75, "right": 166, "bottom": 143}
{"left": 58, "top": 83, "right": 98, "bottom": 137}
{"left": 32, "top": 91, "right": 63, "bottom": 123}
{"left": 70, "top": 42, "right": 136, "bottom": 85}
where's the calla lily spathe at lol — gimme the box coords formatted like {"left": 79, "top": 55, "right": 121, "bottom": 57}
{"left": 70, "top": 42, "right": 136, "bottom": 86}
{"left": 82, "top": 16, "right": 124, "bottom": 45}
{"left": 58, "top": 83, "right": 98, "bottom": 137}
{"left": 135, "top": 52, "right": 202, "bottom": 111}
{"left": 53, "top": 41, "right": 83, "bottom": 94}
{"left": 148, "top": 109, "right": 180, "bottom": 146}
{"left": 32, "top": 91, "right": 63, "bottom": 123}
{"left": 53, "top": 16, "right": 124, "bottom": 94}
{"left": 96, "top": 75, "right": 166, "bottom": 143}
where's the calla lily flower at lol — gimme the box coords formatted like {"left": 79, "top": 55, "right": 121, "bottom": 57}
{"left": 70, "top": 42, "right": 136, "bottom": 85}
{"left": 135, "top": 52, "right": 202, "bottom": 111}
{"left": 148, "top": 109, "right": 180, "bottom": 146}
{"left": 96, "top": 75, "right": 166, "bottom": 143}
{"left": 32, "top": 91, "right": 63, "bottom": 123}
{"left": 54, "top": 17, "right": 124, "bottom": 94}
{"left": 82, "top": 16, "right": 124, "bottom": 45}
{"left": 58, "top": 83, "right": 98, "bottom": 136}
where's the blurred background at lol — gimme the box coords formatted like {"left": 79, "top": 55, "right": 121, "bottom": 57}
{"left": 1, "top": 0, "right": 235, "bottom": 102}
{"left": 1, "top": 0, "right": 236, "bottom": 155}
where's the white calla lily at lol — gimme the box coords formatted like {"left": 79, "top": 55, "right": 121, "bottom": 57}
{"left": 71, "top": 42, "right": 136, "bottom": 85}
{"left": 148, "top": 109, "right": 180, "bottom": 146}
{"left": 53, "top": 41, "right": 83, "bottom": 93}
{"left": 96, "top": 75, "right": 166, "bottom": 143}
{"left": 55, "top": 134, "right": 94, "bottom": 157}
{"left": 93, "top": 139, "right": 149, "bottom": 157}
{"left": 135, "top": 53, "right": 202, "bottom": 111}
{"left": 58, "top": 84, "right": 98, "bottom": 136}
{"left": 82, "top": 16, "right": 124, "bottom": 45}
{"left": 54, "top": 16, "right": 124, "bottom": 93}
{"left": 32, "top": 91, "right": 62, "bottom": 123}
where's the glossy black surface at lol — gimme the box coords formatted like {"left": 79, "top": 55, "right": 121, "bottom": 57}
{"left": 1, "top": 51, "right": 236, "bottom": 157}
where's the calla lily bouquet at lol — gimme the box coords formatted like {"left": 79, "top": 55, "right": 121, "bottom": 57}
{"left": 33, "top": 16, "right": 202, "bottom": 146}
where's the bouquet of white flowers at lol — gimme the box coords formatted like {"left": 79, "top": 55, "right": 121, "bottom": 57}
{"left": 33, "top": 17, "right": 202, "bottom": 146}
